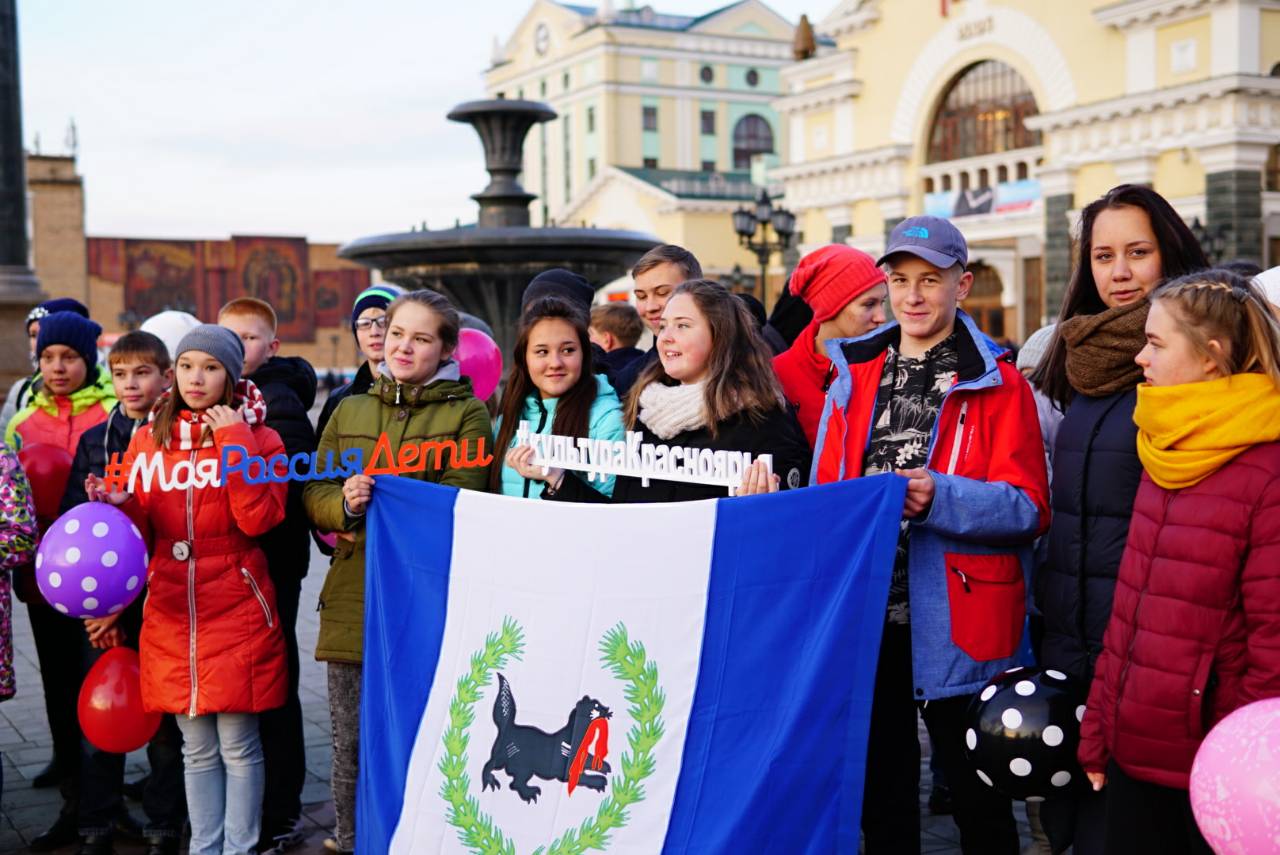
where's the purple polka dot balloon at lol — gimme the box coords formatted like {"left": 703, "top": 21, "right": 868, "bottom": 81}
{"left": 36, "top": 504, "right": 148, "bottom": 619}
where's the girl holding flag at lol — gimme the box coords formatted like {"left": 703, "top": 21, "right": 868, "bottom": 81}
{"left": 492, "top": 296, "right": 625, "bottom": 499}
{"left": 303, "top": 288, "right": 491, "bottom": 852}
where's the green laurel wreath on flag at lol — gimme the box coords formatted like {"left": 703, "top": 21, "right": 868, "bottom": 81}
{"left": 439, "top": 618, "right": 666, "bottom": 855}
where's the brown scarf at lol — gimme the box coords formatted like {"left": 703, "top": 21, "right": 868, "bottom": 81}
{"left": 1060, "top": 299, "right": 1149, "bottom": 398}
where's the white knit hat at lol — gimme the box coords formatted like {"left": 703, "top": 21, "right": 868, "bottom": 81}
{"left": 1254, "top": 266, "right": 1280, "bottom": 310}
{"left": 1017, "top": 323, "right": 1057, "bottom": 373}
{"left": 140, "top": 310, "right": 202, "bottom": 361}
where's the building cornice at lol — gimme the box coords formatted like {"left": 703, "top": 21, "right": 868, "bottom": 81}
{"left": 780, "top": 48, "right": 856, "bottom": 84}
{"left": 1093, "top": 0, "right": 1225, "bottom": 29}
{"left": 773, "top": 79, "right": 863, "bottom": 114}
{"left": 770, "top": 143, "right": 913, "bottom": 181}
{"left": 1025, "top": 73, "right": 1280, "bottom": 131}
{"left": 818, "top": 0, "right": 881, "bottom": 40}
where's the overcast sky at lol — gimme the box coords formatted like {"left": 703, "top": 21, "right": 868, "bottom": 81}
{"left": 18, "top": 0, "right": 820, "bottom": 245}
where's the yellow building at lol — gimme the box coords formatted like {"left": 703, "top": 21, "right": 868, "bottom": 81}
{"left": 485, "top": 0, "right": 804, "bottom": 285}
{"left": 774, "top": 0, "right": 1280, "bottom": 341}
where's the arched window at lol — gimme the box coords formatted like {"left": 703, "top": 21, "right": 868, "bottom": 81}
{"left": 927, "top": 60, "right": 1041, "bottom": 164}
{"left": 733, "top": 114, "right": 774, "bottom": 170}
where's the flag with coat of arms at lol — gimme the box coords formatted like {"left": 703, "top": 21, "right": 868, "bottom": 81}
{"left": 358, "top": 473, "right": 906, "bottom": 853}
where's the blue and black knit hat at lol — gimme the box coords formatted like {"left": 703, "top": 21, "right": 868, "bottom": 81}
{"left": 35, "top": 311, "right": 102, "bottom": 371}
{"left": 351, "top": 284, "right": 406, "bottom": 335}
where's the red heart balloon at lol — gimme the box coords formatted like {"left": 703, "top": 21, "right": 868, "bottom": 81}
{"left": 18, "top": 443, "right": 74, "bottom": 523}
{"left": 77, "top": 647, "right": 161, "bottom": 754}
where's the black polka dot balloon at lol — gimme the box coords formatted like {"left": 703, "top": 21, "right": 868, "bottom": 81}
{"left": 963, "top": 666, "right": 1087, "bottom": 801}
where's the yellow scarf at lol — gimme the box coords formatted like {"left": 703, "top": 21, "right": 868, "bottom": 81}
{"left": 1135, "top": 373, "right": 1280, "bottom": 490}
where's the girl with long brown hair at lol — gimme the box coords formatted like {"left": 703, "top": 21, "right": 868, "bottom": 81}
{"left": 493, "top": 297, "right": 624, "bottom": 499}
{"left": 1031, "top": 184, "right": 1208, "bottom": 853}
{"left": 520, "top": 279, "right": 810, "bottom": 502}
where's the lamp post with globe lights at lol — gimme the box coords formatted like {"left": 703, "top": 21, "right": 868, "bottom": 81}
{"left": 732, "top": 189, "right": 795, "bottom": 305}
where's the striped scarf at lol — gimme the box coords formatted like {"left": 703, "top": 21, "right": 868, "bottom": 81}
{"left": 149, "top": 379, "right": 269, "bottom": 450}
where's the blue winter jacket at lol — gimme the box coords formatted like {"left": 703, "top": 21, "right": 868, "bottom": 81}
{"left": 496, "top": 375, "right": 625, "bottom": 499}
{"left": 812, "top": 311, "right": 1051, "bottom": 700}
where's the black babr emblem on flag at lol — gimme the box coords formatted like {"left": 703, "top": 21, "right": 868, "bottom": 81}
{"left": 482, "top": 673, "right": 613, "bottom": 803}
{"left": 439, "top": 619, "right": 664, "bottom": 852}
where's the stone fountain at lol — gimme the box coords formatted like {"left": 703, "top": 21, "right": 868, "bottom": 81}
{"left": 339, "top": 99, "right": 658, "bottom": 353}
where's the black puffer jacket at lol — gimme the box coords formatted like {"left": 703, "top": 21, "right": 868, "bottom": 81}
{"left": 1035, "top": 389, "right": 1142, "bottom": 682}
{"left": 247, "top": 355, "right": 318, "bottom": 583}
{"left": 545, "top": 405, "right": 811, "bottom": 504}
{"left": 316, "top": 362, "right": 374, "bottom": 442}
{"left": 60, "top": 404, "right": 144, "bottom": 513}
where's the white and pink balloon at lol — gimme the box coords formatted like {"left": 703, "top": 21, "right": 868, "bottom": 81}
{"left": 1190, "top": 697, "right": 1280, "bottom": 854}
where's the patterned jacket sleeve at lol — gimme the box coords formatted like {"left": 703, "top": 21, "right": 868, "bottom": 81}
{"left": 0, "top": 444, "right": 37, "bottom": 571}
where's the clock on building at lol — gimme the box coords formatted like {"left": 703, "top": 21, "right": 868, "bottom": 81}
{"left": 534, "top": 23, "right": 549, "bottom": 56}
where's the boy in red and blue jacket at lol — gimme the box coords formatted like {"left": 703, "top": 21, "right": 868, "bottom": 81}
{"left": 811, "top": 216, "right": 1049, "bottom": 855}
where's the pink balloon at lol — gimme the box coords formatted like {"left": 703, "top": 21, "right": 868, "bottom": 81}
{"left": 319, "top": 531, "right": 338, "bottom": 549}
{"left": 1190, "top": 697, "right": 1280, "bottom": 854}
{"left": 455, "top": 328, "right": 502, "bottom": 400}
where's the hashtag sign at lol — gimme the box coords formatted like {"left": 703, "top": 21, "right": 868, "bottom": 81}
{"left": 103, "top": 453, "right": 130, "bottom": 493}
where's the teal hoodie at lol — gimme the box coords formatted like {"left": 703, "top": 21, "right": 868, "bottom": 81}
{"left": 497, "top": 374, "right": 625, "bottom": 498}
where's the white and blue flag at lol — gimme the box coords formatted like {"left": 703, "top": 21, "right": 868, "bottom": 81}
{"left": 359, "top": 474, "right": 905, "bottom": 853}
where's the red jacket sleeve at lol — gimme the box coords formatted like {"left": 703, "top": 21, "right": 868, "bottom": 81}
{"left": 213, "top": 422, "right": 287, "bottom": 538}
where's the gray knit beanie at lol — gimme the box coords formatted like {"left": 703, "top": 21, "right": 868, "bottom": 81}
{"left": 1017, "top": 323, "right": 1057, "bottom": 373}
{"left": 175, "top": 324, "right": 246, "bottom": 386}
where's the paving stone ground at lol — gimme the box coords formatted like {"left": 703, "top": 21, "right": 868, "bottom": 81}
{"left": 0, "top": 393, "right": 1036, "bottom": 852}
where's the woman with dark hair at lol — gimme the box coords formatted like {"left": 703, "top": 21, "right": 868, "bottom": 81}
{"left": 1031, "top": 184, "right": 1208, "bottom": 853}
{"left": 493, "top": 297, "right": 624, "bottom": 499}
{"left": 511, "top": 280, "right": 810, "bottom": 502}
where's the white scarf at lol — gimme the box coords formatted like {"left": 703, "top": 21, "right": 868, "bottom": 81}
{"left": 637, "top": 381, "right": 707, "bottom": 440}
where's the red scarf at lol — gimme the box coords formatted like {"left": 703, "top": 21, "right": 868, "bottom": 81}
{"left": 149, "top": 379, "right": 269, "bottom": 450}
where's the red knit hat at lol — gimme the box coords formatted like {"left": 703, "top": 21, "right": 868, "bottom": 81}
{"left": 789, "top": 245, "right": 886, "bottom": 323}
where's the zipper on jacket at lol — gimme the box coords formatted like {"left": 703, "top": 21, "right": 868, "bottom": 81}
{"left": 241, "top": 568, "right": 275, "bottom": 628}
{"left": 950, "top": 566, "right": 971, "bottom": 593}
{"left": 185, "top": 450, "right": 199, "bottom": 718}
{"left": 946, "top": 401, "right": 969, "bottom": 475}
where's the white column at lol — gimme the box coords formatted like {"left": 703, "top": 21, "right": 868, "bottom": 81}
{"left": 1212, "top": 1, "right": 1261, "bottom": 76}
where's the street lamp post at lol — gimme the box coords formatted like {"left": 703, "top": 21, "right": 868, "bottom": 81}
{"left": 732, "top": 189, "right": 796, "bottom": 305}
{"left": 1190, "top": 217, "right": 1229, "bottom": 265}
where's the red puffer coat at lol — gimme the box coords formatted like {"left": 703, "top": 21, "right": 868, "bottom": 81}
{"left": 120, "top": 417, "right": 288, "bottom": 716}
{"left": 1078, "top": 442, "right": 1280, "bottom": 789}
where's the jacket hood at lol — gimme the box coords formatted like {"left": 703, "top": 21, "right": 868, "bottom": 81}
{"left": 372, "top": 360, "right": 473, "bottom": 406}
{"left": 251, "top": 356, "right": 318, "bottom": 410}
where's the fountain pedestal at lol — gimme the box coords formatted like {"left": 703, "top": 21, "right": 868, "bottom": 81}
{"left": 340, "top": 99, "right": 657, "bottom": 353}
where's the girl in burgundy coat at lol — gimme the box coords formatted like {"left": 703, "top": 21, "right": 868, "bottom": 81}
{"left": 1079, "top": 270, "right": 1280, "bottom": 854}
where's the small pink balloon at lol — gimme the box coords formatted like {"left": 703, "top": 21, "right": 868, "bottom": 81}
{"left": 319, "top": 531, "right": 338, "bottom": 549}
{"left": 1190, "top": 697, "right": 1280, "bottom": 854}
{"left": 455, "top": 328, "right": 503, "bottom": 400}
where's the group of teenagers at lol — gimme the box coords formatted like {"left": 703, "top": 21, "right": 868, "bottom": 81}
{"left": 0, "top": 180, "right": 1276, "bottom": 855}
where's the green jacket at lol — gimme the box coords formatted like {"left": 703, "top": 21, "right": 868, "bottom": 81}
{"left": 303, "top": 365, "right": 492, "bottom": 663}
